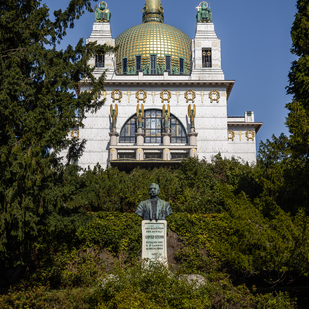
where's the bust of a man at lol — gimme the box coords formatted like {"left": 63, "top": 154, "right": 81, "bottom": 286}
{"left": 135, "top": 183, "right": 173, "bottom": 221}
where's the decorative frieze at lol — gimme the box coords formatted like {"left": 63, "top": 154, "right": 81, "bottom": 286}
{"left": 209, "top": 90, "right": 220, "bottom": 103}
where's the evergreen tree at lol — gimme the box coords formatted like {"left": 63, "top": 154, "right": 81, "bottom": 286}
{"left": 0, "top": 0, "right": 114, "bottom": 268}
{"left": 286, "top": 0, "right": 309, "bottom": 158}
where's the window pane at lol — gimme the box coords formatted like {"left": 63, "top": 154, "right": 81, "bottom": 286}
{"left": 136, "top": 56, "right": 141, "bottom": 73}
{"left": 180, "top": 58, "right": 184, "bottom": 74}
{"left": 123, "top": 58, "right": 127, "bottom": 74}
{"left": 202, "top": 48, "right": 212, "bottom": 68}
{"left": 119, "top": 110, "right": 187, "bottom": 144}
{"left": 166, "top": 56, "right": 171, "bottom": 73}
{"left": 151, "top": 55, "right": 156, "bottom": 74}
{"left": 95, "top": 54, "right": 104, "bottom": 67}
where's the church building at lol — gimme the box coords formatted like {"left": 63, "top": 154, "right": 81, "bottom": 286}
{"left": 68, "top": 0, "right": 262, "bottom": 171}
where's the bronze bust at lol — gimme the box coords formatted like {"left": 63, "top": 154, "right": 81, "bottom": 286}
{"left": 135, "top": 183, "right": 173, "bottom": 221}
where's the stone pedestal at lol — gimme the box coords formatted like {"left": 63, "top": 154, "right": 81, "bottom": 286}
{"left": 136, "top": 148, "right": 144, "bottom": 160}
{"left": 163, "top": 148, "right": 170, "bottom": 160}
{"left": 135, "top": 128, "right": 145, "bottom": 146}
{"left": 162, "top": 132, "right": 171, "bottom": 146}
{"left": 190, "top": 148, "right": 197, "bottom": 158}
{"left": 110, "top": 148, "right": 117, "bottom": 160}
{"left": 109, "top": 131, "right": 119, "bottom": 161}
{"left": 142, "top": 220, "right": 167, "bottom": 264}
{"left": 188, "top": 131, "right": 198, "bottom": 146}
{"left": 109, "top": 130, "right": 119, "bottom": 146}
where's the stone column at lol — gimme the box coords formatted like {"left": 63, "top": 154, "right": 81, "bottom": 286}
{"left": 188, "top": 130, "right": 198, "bottom": 158}
{"left": 162, "top": 132, "right": 171, "bottom": 146}
{"left": 135, "top": 127, "right": 145, "bottom": 146}
{"left": 109, "top": 129, "right": 119, "bottom": 160}
{"left": 135, "top": 128, "right": 144, "bottom": 160}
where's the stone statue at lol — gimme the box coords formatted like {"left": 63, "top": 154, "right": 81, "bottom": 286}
{"left": 136, "top": 103, "right": 144, "bottom": 129}
{"left": 110, "top": 103, "right": 118, "bottom": 129}
{"left": 135, "top": 183, "right": 173, "bottom": 221}
{"left": 95, "top": 1, "right": 111, "bottom": 22}
{"left": 188, "top": 104, "right": 196, "bottom": 129}
{"left": 162, "top": 104, "right": 170, "bottom": 132}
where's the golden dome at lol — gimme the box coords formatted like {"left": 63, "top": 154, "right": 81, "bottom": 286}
{"left": 115, "top": 22, "right": 192, "bottom": 75}
{"left": 115, "top": 1, "right": 191, "bottom": 75}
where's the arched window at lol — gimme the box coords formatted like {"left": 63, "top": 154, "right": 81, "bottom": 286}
{"left": 119, "top": 109, "right": 187, "bottom": 144}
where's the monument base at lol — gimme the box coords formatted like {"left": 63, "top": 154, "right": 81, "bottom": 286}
{"left": 142, "top": 220, "right": 167, "bottom": 263}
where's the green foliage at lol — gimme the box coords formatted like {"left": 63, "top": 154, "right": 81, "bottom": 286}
{"left": 0, "top": 286, "right": 49, "bottom": 309}
{"left": 77, "top": 213, "right": 142, "bottom": 259}
{"left": 3, "top": 262, "right": 296, "bottom": 309}
{"left": 256, "top": 135, "right": 309, "bottom": 214}
{"left": 0, "top": 0, "right": 116, "bottom": 268}
{"left": 286, "top": 0, "right": 309, "bottom": 158}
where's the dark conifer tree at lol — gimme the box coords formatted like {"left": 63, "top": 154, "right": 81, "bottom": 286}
{"left": 286, "top": 0, "right": 309, "bottom": 158}
{"left": 0, "top": 0, "right": 114, "bottom": 268}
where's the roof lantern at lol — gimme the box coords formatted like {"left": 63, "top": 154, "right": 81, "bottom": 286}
{"left": 142, "top": 0, "right": 164, "bottom": 23}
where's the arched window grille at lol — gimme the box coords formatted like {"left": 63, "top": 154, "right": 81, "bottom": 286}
{"left": 119, "top": 109, "right": 187, "bottom": 144}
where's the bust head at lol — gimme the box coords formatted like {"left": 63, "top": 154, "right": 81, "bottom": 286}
{"left": 149, "top": 183, "right": 160, "bottom": 198}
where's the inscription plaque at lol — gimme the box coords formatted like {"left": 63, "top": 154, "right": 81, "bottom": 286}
{"left": 142, "top": 220, "right": 167, "bottom": 263}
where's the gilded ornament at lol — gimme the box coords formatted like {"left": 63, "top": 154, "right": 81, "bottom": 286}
{"left": 184, "top": 90, "right": 196, "bottom": 103}
{"left": 124, "top": 89, "right": 132, "bottom": 103}
{"left": 246, "top": 130, "right": 255, "bottom": 141}
{"left": 160, "top": 90, "right": 172, "bottom": 103}
{"left": 111, "top": 89, "right": 123, "bottom": 103}
{"left": 228, "top": 130, "right": 235, "bottom": 141}
{"left": 151, "top": 89, "right": 159, "bottom": 103}
{"left": 172, "top": 89, "right": 181, "bottom": 103}
{"left": 209, "top": 90, "right": 220, "bottom": 103}
{"left": 71, "top": 130, "right": 79, "bottom": 139}
{"left": 199, "top": 89, "right": 205, "bottom": 103}
{"left": 102, "top": 90, "right": 110, "bottom": 99}
{"left": 237, "top": 130, "right": 243, "bottom": 141}
{"left": 136, "top": 90, "right": 147, "bottom": 103}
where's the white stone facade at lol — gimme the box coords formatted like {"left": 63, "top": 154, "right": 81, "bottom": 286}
{"left": 61, "top": 19, "right": 262, "bottom": 170}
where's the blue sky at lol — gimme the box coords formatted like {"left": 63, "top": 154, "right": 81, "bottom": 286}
{"left": 45, "top": 0, "right": 297, "bottom": 148}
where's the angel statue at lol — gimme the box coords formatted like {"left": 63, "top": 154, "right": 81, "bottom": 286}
{"left": 188, "top": 104, "right": 196, "bottom": 129}
{"left": 162, "top": 104, "right": 170, "bottom": 132}
{"left": 110, "top": 103, "right": 118, "bottom": 129}
{"left": 136, "top": 103, "right": 144, "bottom": 129}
